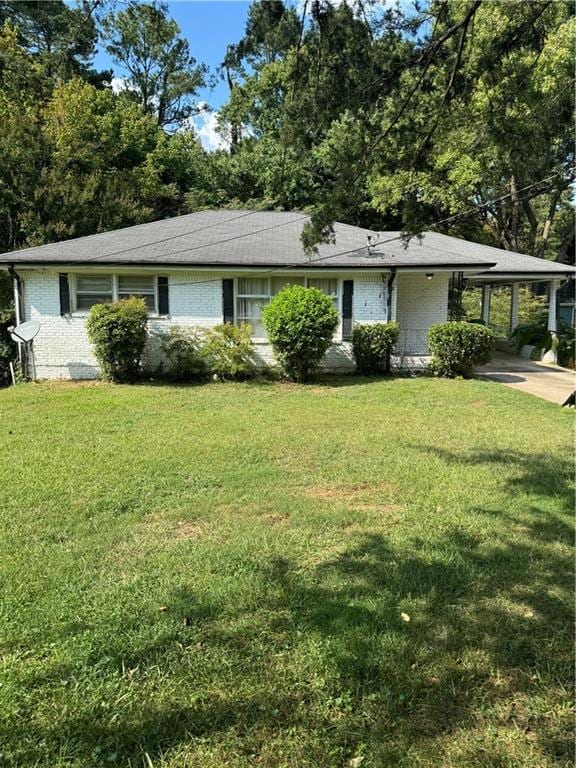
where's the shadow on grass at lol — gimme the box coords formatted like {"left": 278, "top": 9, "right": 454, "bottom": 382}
{"left": 419, "top": 446, "right": 574, "bottom": 505}
{"left": 3, "top": 461, "right": 573, "bottom": 766}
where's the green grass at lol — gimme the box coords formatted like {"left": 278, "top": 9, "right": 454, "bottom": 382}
{"left": 0, "top": 377, "right": 573, "bottom": 768}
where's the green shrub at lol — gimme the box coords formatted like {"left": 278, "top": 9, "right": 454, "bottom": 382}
{"left": 0, "top": 273, "right": 15, "bottom": 386}
{"left": 262, "top": 285, "right": 339, "bottom": 382}
{"left": 511, "top": 317, "right": 575, "bottom": 369}
{"left": 86, "top": 297, "right": 148, "bottom": 383}
{"left": 0, "top": 308, "right": 16, "bottom": 386}
{"left": 160, "top": 325, "right": 206, "bottom": 381}
{"left": 428, "top": 321, "right": 495, "bottom": 377}
{"left": 351, "top": 322, "right": 400, "bottom": 375}
{"left": 203, "top": 323, "right": 254, "bottom": 380}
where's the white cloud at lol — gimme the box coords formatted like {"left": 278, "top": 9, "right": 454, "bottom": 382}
{"left": 190, "top": 110, "right": 229, "bottom": 152}
{"left": 110, "top": 76, "right": 131, "bottom": 94}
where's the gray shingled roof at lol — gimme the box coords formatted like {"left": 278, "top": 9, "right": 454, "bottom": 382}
{"left": 1, "top": 210, "right": 574, "bottom": 276}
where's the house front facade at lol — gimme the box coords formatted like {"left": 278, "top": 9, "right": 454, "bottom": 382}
{"left": 2, "top": 211, "right": 574, "bottom": 379}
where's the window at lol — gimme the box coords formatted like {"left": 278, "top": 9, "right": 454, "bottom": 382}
{"left": 308, "top": 278, "right": 339, "bottom": 310}
{"left": 235, "top": 276, "right": 340, "bottom": 337}
{"left": 118, "top": 275, "right": 156, "bottom": 311}
{"left": 75, "top": 275, "right": 113, "bottom": 311}
{"left": 236, "top": 277, "right": 271, "bottom": 337}
{"left": 236, "top": 277, "right": 308, "bottom": 337}
{"left": 73, "top": 274, "right": 159, "bottom": 313}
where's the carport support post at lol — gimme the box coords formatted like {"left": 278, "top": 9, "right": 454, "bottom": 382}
{"left": 542, "top": 279, "right": 561, "bottom": 364}
{"left": 481, "top": 284, "right": 491, "bottom": 325}
{"left": 509, "top": 283, "right": 520, "bottom": 336}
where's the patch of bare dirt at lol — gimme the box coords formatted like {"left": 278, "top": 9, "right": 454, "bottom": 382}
{"left": 305, "top": 481, "right": 398, "bottom": 501}
{"left": 263, "top": 514, "right": 289, "bottom": 526}
{"left": 173, "top": 520, "right": 204, "bottom": 539}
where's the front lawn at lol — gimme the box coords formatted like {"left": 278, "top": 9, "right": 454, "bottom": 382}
{"left": 0, "top": 378, "right": 573, "bottom": 768}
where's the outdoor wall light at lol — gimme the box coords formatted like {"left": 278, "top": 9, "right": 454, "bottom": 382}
{"left": 426, "top": 273, "right": 434, "bottom": 280}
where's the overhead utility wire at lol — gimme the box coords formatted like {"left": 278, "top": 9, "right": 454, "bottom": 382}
{"left": 158, "top": 168, "right": 566, "bottom": 290}
{"left": 77, "top": 209, "right": 265, "bottom": 264}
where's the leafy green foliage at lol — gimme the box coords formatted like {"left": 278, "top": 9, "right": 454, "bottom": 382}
{"left": 102, "top": 0, "right": 205, "bottom": 127}
{"left": 0, "top": 271, "right": 15, "bottom": 386}
{"left": 351, "top": 322, "right": 400, "bottom": 375}
{"left": 0, "top": 0, "right": 107, "bottom": 84}
{"left": 202, "top": 322, "right": 254, "bottom": 381}
{"left": 86, "top": 297, "right": 148, "bottom": 383}
{"left": 160, "top": 324, "right": 206, "bottom": 381}
{"left": 462, "top": 286, "right": 548, "bottom": 337}
{"left": 263, "top": 285, "right": 338, "bottom": 381}
{"left": 428, "top": 321, "right": 496, "bottom": 378}
{"left": 510, "top": 317, "right": 575, "bottom": 369}
{"left": 0, "top": 24, "right": 206, "bottom": 252}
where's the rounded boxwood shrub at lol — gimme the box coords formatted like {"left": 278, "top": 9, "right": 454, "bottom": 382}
{"left": 352, "top": 322, "right": 400, "bottom": 375}
{"left": 86, "top": 297, "right": 148, "bottom": 382}
{"left": 428, "top": 321, "right": 495, "bottom": 377}
{"left": 262, "top": 285, "right": 339, "bottom": 382}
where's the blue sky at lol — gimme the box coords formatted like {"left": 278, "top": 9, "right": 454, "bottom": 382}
{"left": 93, "top": 1, "right": 253, "bottom": 149}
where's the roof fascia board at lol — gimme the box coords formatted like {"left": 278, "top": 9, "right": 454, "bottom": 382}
{"left": 5, "top": 261, "right": 497, "bottom": 272}
{"left": 470, "top": 272, "right": 575, "bottom": 281}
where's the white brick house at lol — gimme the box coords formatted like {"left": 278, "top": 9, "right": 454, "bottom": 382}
{"left": 2, "top": 211, "right": 574, "bottom": 379}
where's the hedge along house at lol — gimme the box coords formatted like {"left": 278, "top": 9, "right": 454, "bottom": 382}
{"left": 1, "top": 210, "right": 574, "bottom": 379}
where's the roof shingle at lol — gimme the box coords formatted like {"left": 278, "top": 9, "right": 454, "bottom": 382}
{"left": 1, "top": 210, "right": 574, "bottom": 276}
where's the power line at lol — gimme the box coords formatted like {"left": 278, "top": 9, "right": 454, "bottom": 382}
{"left": 159, "top": 168, "right": 565, "bottom": 290}
{"left": 33, "top": 170, "right": 566, "bottom": 294}
{"left": 77, "top": 209, "right": 264, "bottom": 264}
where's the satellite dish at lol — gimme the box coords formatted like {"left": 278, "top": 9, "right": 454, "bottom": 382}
{"left": 8, "top": 320, "right": 40, "bottom": 344}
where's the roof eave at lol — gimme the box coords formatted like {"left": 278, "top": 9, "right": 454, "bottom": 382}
{"left": 1, "top": 259, "right": 498, "bottom": 271}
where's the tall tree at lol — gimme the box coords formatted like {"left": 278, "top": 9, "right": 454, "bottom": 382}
{"left": 307, "top": 0, "right": 574, "bottom": 254}
{"left": 103, "top": 1, "right": 206, "bottom": 128}
{"left": 0, "top": 0, "right": 109, "bottom": 84}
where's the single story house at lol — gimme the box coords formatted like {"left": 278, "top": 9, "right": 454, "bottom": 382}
{"left": 1, "top": 210, "right": 574, "bottom": 379}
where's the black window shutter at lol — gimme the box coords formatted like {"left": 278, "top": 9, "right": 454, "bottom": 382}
{"left": 59, "top": 273, "right": 70, "bottom": 315}
{"left": 158, "top": 276, "right": 169, "bottom": 315}
{"left": 222, "top": 279, "right": 234, "bottom": 323}
{"left": 342, "top": 280, "right": 353, "bottom": 339}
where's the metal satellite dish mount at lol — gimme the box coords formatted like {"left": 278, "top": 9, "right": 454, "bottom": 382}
{"left": 7, "top": 320, "right": 40, "bottom": 383}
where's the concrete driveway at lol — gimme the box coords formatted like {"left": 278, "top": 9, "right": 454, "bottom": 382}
{"left": 477, "top": 351, "right": 575, "bottom": 405}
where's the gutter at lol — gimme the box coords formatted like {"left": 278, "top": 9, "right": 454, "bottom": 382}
{"left": 0, "top": 261, "right": 499, "bottom": 272}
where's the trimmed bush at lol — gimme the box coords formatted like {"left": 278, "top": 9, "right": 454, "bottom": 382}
{"left": 428, "top": 321, "right": 495, "bottom": 377}
{"left": 86, "top": 297, "right": 148, "bottom": 382}
{"left": 352, "top": 322, "right": 400, "bottom": 375}
{"left": 203, "top": 323, "right": 254, "bottom": 380}
{"left": 262, "top": 285, "right": 339, "bottom": 382}
{"left": 160, "top": 325, "right": 206, "bottom": 381}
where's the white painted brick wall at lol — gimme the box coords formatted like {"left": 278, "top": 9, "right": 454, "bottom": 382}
{"left": 22, "top": 270, "right": 225, "bottom": 379}
{"left": 20, "top": 269, "right": 444, "bottom": 379}
{"left": 395, "top": 272, "right": 450, "bottom": 356}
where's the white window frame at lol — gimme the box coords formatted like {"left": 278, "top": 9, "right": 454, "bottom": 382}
{"left": 234, "top": 276, "right": 343, "bottom": 340}
{"left": 71, "top": 274, "right": 159, "bottom": 315}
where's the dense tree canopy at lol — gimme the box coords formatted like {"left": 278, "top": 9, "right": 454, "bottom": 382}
{"left": 102, "top": 0, "right": 206, "bottom": 127}
{"left": 0, "top": 0, "right": 573, "bottom": 263}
